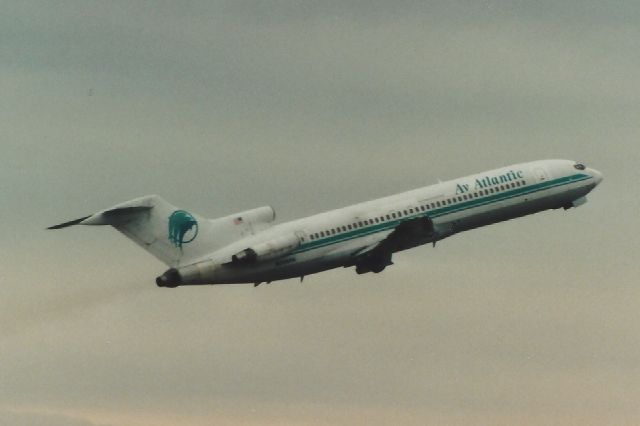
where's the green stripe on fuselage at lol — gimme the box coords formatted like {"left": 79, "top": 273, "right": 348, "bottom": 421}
{"left": 292, "top": 173, "right": 590, "bottom": 255}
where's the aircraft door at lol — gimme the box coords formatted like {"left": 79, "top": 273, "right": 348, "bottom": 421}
{"left": 534, "top": 167, "right": 549, "bottom": 183}
{"left": 294, "top": 230, "right": 307, "bottom": 245}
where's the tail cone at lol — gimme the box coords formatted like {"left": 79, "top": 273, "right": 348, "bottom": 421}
{"left": 156, "top": 268, "right": 181, "bottom": 288}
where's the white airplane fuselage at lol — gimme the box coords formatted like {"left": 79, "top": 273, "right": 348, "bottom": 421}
{"left": 160, "top": 159, "right": 602, "bottom": 286}
{"left": 49, "top": 159, "right": 602, "bottom": 287}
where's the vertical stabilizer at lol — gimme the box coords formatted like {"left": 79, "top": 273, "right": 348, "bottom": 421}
{"left": 49, "top": 195, "right": 242, "bottom": 267}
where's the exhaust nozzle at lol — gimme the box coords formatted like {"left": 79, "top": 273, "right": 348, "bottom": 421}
{"left": 156, "top": 268, "right": 182, "bottom": 288}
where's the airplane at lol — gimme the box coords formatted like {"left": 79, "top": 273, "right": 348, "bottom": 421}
{"left": 49, "top": 159, "right": 602, "bottom": 288}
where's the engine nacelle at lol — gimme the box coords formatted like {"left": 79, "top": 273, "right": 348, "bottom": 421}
{"left": 232, "top": 233, "right": 300, "bottom": 263}
{"left": 226, "top": 206, "right": 276, "bottom": 232}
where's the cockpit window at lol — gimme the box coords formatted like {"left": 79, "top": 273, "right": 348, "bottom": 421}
{"left": 574, "top": 163, "right": 586, "bottom": 170}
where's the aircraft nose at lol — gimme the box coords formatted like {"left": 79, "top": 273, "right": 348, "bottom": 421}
{"left": 590, "top": 168, "right": 603, "bottom": 185}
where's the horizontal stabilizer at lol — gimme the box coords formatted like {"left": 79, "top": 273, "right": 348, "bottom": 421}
{"left": 80, "top": 205, "right": 153, "bottom": 226}
{"left": 47, "top": 215, "right": 91, "bottom": 230}
{"left": 48, "top": 206, "right": 153, "bottom": 229}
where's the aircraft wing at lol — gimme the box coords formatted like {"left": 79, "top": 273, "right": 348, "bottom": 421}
{"left": 351, "top": 216, "right": 439, "bottom": 274}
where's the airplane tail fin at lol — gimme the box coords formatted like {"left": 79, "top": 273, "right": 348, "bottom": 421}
{"left": 48, "top": 195, "right": 245, "bottom": 267}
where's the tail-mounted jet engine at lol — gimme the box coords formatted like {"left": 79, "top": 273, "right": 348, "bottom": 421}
{"left": 231, "top": 233, "right": 301, "bottom": 263}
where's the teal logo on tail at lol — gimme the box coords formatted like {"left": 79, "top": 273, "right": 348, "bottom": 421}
{"left": 168, "top": 210, "right": 198, "bottom": 249}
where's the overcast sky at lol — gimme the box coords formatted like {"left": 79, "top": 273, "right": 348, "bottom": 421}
{"left": 1, "top": 1, "right": 639, "bottom": 425}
